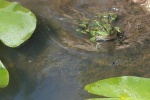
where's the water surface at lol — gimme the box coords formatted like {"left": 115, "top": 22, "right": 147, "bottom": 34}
{"left": 0, "top": 0, "right": 150, "bottom": 100}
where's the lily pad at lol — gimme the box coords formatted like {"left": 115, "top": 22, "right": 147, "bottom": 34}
{"left": 84, "top": 76, "right": 150, "bottom": 100}
{"left": 0, "top": 0, "right": 36, "bottom": 47}
{"left": 0, "top": 60, "right": 9, "bottom": 88}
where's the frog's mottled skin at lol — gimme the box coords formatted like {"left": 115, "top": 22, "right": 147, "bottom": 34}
{"left": 76, "top": 12, "right": 121, "bottom": 42}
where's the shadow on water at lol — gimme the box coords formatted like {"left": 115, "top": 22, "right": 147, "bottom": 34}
{"left": 0, "top": 0, "right": 150, "bottom": 100}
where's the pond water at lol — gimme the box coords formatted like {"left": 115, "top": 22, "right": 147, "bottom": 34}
{"left": 0, "top": 0, "right": 150, "bottom": 100}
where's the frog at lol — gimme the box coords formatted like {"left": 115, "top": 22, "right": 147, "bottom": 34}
{"left": 76, "top": 12, "right": 122, "bottom": 42}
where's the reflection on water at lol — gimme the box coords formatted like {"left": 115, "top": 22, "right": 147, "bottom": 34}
{"left": 0, "top": 0, "right": 150, "bottom": 100}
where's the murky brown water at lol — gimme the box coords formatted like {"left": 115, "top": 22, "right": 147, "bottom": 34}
{"left": 0, "top": 0, "right": 150, "bottom": 100}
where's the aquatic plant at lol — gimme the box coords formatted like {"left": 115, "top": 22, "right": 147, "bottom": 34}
{"left": 0, "top": 0, "right": 36, "bottom": 47}
{"left": 0, "top": 61, "right": 9, "bottom": 88}
{"left": 0, "top": 0, "right": 37, "bottom": 88}
{"left": 84, "top": 76, "right": 150, "bottom": 100}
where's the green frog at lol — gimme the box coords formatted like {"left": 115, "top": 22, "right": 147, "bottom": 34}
{"left": 76, "top": 12, "right": 121, "bottom": 42}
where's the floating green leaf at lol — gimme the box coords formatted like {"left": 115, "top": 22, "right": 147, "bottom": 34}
{"left": 0, "top": 0, "right": 36, "bottom": 47}
{"left": 0, "top": 60, "right": 9, "bottom": 88}
{"left": 84, "top": 76, "right": 150, "bottom": 100}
